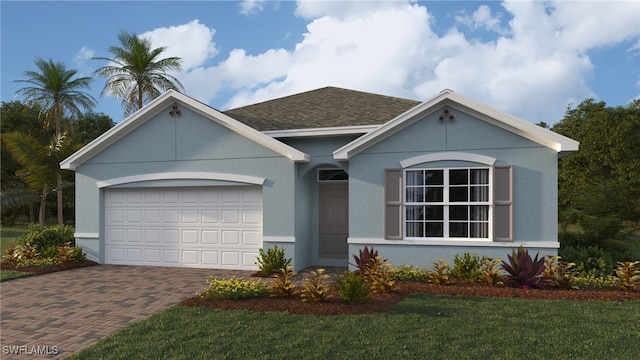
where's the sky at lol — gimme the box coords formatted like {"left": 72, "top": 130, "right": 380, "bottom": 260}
{"left": 1, "top": 0, "right": 639, "bottom": 125}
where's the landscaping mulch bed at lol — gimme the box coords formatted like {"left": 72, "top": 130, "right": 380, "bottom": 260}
{"left": 180, "top": 280, "right": 640, "bottom": 316}
{"left": 3, "top": 261, "right": 637, "bottom": 316}
{"left": 0, "top": 260, "right": 98, "bottom": 274}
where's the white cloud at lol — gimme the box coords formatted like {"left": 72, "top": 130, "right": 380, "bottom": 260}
{"left": 155, "top": 1, "right": 639, "bottom": 124}
{"left": 455, "top": 5, "right": 507, "bottom": 35}
{"left": 294, "top": 0, "right": 408, "bottom": 19}
{"left": 141, "top": 20, "right": 218, "bottom": 71}
{"left": 73, "top": 46, "right": 95, "bottom": 68}
{"left": 239, "top": 0, "right": 266, "bottom": 15}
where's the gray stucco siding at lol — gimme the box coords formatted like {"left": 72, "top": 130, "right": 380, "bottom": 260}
{"left": 348, "top": 243, "right": 558, "bottom": 270}
{"left": 349, "top": 109, "right": 559, "bottom": 244}
{"left": 73, "top": 108, "right": 301, "bottom": 263}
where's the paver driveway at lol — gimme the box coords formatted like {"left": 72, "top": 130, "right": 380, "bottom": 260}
{"left": 0, "top": 265, "right": 254, "bottom": 359}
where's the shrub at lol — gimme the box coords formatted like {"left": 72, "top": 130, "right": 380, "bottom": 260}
{"left": 451, "top": 253, "right": 483, "bottom": 282}
{"left": 543, "top": 255, "right": 578, "bottom": 289}
{"left": 362, "top": 256, "right": 396, "bottom": 293}
{"left": 255, "top": 246, "right": 291, "bottom": 276}
{"left": 559, "top": 245, "right": 613, "bottom": 278}
{"left": 56, "top": 242, "right": 86, "bottom": 264}
{"left": 480, "top": 257, "right": 503, "bottom": 286}
{"left": 501, "top": 247, "right": 545, "bottom": 289}
{"left": 614, "top": 261, "right": 640, "bottom": 291}
{"left": 300, "top": 268, "right": 332, "bottom": 302}
{"left": 391, "top": 265, "right": 429, "bottom": 282}
{"left": 351, "top": 246, "right": 380, "bottom": 273}
{"left": 573, "top": 275, "right": 617, "bottom": 289}
{"left": 20, "top": 224, "right": 75, "bottom": 251}
{"left": 4, "top": 244, "right": 38, "bottom": 265}
{"left": 270, "top": 265, "right": 297, "bottom": 297}
{"left": 428, "top": 259, "right": 451, "bottom": 285}
{"left": 199, "top": 277, "right": 268, "bottom": 300}
{"left": 15, "top": 258, "right": 58, "bottom": 267}
{"left": 335, "top": 271, "right": 370, "bottom": 304}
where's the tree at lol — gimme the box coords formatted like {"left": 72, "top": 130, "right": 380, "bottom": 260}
{"left": 2, "top": 132, "right": 81, "bottom": 226}
{"left": 14, "top": 58, "right": 97, "bottom": 225}
{"left": 552, "top": 99, "right": 640, "bottom": 223}
{"left": 552, "top": 99, "right": 640, "bottom": 259}
{"left": 67, "top": 112, "right": 116, "bottom": 146}
{"left": 93, "top": 30, "right": 184, "bottom": 116}
{"left": 1, "top": 101, "right": 49, "bottom": 224}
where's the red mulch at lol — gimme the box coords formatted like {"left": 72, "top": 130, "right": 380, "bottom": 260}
{"left": 180, "top": 280, "right": 640, "bottom": 316}
{"left": 3, "top": 261, "right": 637, "bottom": 316}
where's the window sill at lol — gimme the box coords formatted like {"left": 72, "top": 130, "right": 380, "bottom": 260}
{"left": 348, "top": 238, "right": 559, "bottom": 249}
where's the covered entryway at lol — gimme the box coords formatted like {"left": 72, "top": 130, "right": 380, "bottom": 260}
{"left": 318, "top": 182, "right": 349, "bottom": 259}
{"left": 104, "top": 186, "right": 262, "bottom": 270}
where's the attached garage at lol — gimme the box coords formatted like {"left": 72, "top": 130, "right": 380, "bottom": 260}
{"left": 104, "top": 186, "right": 262, "bottom": 270}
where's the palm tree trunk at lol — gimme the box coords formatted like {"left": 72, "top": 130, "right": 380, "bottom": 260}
{"left": 39, "top": 189, "right": 47, "bottom": 227}
{"left": 57, "top": 175, "right": 63, "bottom": 224}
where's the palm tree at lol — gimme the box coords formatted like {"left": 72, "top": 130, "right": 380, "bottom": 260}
{"left": 14, "top": 58, "right": 96, "bottom": 225}
{"left": 93, "top": 30, "right": 184, "bottom": 116}
{"left": 2, "top": 132, "right": 81, "bottom": 226}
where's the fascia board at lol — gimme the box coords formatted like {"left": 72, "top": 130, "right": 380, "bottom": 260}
{"left": 61, "top": 90, "right": 309, "bottom": 170}
{"left": 447, "top": 92, "right": 580, "bottom": 153}
{"left": 263, "top": 125, "right": 379, "bottom": 138}
{"left": 333, "top": 90, "right": 579, "bottom": 160}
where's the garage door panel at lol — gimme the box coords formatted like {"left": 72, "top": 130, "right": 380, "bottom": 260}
{"left": 182, "top": 230, "right": 198, "bottom": 243}
{"left": 105, "top": 187, "right": 262, "bottom": 269}
{"left": 243, "top": 251, "right": 260, "bottom": 267}
{"left": 243, "top": 231, "right": 261, "bottom": 245}
{"left": 202, "top": 230, "right": 219, "bottom": 244}
{"left": 124, "top": 228, "right": 142, "bottom": 242}
{"left": 144, "top": 229, "right": 161, "bottom": 243}
{"left": 201, "top": 210, "right": 219, "bottom": 223}
{"left": 202, "top": 251, "right": 219, "bottom": 265}
{"left": 145, "top": 209, "right": 161, "bottom": 222}
{"left": 145, "top": 249, "right": 161, "bottom": 262}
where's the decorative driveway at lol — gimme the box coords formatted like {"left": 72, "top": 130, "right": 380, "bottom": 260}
{"left": 0, "top": 265, "right": 254, "bottom": 359}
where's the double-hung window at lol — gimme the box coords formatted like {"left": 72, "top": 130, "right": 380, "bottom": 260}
{"left": 405, "top": 168, "right": 490, "bottom": 239}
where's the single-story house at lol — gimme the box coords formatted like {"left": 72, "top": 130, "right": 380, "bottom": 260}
{"left": 61, "top": 87, "right": 579, "bottom": 271}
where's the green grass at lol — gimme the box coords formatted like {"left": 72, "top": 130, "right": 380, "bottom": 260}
{"left": 68, "top": 294, "right": 640, "bottom": 360}
{"left": 0, "top": 226, "right": 28, "bottom": 254}
{"left": 0, "top": 270, "right": 33, "bottom": 282}
{"left": 0, "top": 226, "right": 30, "bottom": 282}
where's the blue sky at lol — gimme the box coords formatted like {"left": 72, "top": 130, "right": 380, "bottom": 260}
{"left": 2, "top": 0, "right": 639, "bottom": 125}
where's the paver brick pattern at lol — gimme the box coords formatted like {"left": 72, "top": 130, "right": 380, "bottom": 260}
{"left": 0, "top": 265, "right": 254, "bottom": 359}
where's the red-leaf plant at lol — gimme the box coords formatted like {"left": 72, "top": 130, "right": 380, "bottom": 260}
{"left": 501, "top": 247, "right": 546, "bottom": 289}
{"left": 351, "top": 246, "right": 380, "bottom": 273}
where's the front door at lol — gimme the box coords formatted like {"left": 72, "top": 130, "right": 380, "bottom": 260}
{"left": 319, "top": 183, "right": 349, "bottom": 259}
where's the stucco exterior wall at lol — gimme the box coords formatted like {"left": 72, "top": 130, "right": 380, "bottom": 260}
{"left": 74, "top": 106, "right": 297, "bottom": 263}
{"left": 347, "top": 107, "right": 559, "bottom": 267}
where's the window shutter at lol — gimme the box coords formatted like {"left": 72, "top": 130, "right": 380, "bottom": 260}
{"left": 384, "top": 169, "right": 403, "bottom": 240}
{"left": 493, "top": 165, "right": 513, "bottom": 242}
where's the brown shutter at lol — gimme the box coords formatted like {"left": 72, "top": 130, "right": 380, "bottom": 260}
{"left": 493, "top": 165, "right": 513, "bottom": 242}
{"left": 384, "top": 169, "right": 403, "bottom": 240}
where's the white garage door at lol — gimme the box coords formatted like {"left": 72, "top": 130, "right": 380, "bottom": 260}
{"left": 105, "top": 186, "right": 262, "bottom": 270}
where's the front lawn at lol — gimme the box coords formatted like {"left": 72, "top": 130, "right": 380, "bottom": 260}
{"left": 68, "top": 294, "right": 640, "bottom": 359}
{"left": 0, "top": 226, "right": 31, "bottom": 281}
{"left": 0, "top": 226, "right": 28, "bottom": 254}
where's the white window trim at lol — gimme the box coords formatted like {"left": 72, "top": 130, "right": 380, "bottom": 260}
{"left": 403, "top": 166, "right": 493, "bottom": 241}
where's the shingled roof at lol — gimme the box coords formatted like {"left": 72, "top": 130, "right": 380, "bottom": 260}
{"left": 223, "top": 87, "right": 421, "bottom": 131}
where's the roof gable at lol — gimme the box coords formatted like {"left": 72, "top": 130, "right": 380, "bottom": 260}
{"left": 333, "top": 89, "right": 579, "bottom": 160}
{"left": 60, "top": 90, "right": 309, "bottom": 170}
{"left": 223, "top": 87, "right": 421, "bottom": 131}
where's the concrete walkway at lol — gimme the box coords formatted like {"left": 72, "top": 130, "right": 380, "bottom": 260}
{"left": 0, "top": 265, "right": 254, "bottom": 359}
